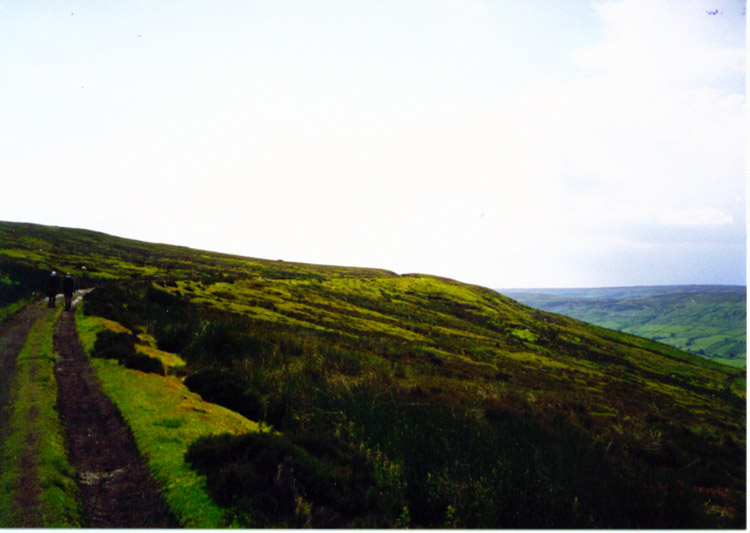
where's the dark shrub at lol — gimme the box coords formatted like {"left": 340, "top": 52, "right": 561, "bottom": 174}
{"left": 240, "top": 389, "right": 265, "bottom": 421}
{"left": 263, "top": 393, "right": 288, "bottom": 428}
{"left": 338, "top": 386, "right": 709, "bottom": 528}
{"left": 123, "top": 352, "right": 165, "bottom": 375}
{"left": 321, "top": 345, "right": 363, "bottom": 376}
{"left": 145, "top": 285, "right": 185, "bottom": 307}
{"left": 185, "top": 431, "right": 397, "bottom": 528}
{"left": 186, "top": 321, "right": 267, "bottom": 367}
{"left": 186, "top": 432, "right": 302, "bottom": 526}
{"left": 92, "top": 329, "right": 164, "bottom": 375}
{"left": 154, "top": 319, "right": 195, "bottom": 354}
{"left": 84, "top": 282, "right": 201, "bottom": 350}
{"left": 83, "top": 284, "right": 141, "bottom": 332}
{"left": 184, "top": 369, "right": 263, "bottom": 421}
{"left": 0, "top": 261, "right": 49, "bottom": 307}
{"left": 92, "top": 330, "right": 137, "bottom": 360}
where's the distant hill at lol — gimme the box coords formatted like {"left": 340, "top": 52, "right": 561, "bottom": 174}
{"left": 499, "top": 286, "right": 746, "bottom": 368}
{"left": 0, "top": 221, "right": 745, "bottom": 528}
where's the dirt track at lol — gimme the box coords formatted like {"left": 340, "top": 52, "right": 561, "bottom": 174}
{"left": 0, "top": 299, "right": 51, "bottom": 526}
{"left": 53, "top": 300, "right": 178, "bottom": 528}
{"left": 0, "top": 300, "right": 45, "bottom": 432}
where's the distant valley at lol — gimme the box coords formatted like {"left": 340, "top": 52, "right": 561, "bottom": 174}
{"left": 499, "top": 285, "right": 746, "bottom": 368}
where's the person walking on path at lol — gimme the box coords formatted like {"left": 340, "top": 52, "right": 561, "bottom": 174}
{"left": 63, "top": 273, "right": 75, "bottom": 311}
{"left": 47, "top": 271, "right": 59, "bottom": 308}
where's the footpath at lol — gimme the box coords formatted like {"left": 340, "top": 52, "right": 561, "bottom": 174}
{"left": 0, "top": 299, "right": 50, "bottom": 526}
{"left": 0, "top": 294, "right": 177, "bottom": 527}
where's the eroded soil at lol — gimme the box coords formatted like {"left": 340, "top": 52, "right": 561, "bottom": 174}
{"left": 0, "top": 300, "right": 46, "bottom": 431}
{"left": 0, "top": 299, "right": 50, "bottom": 526}
{"left": 53, "top": 302, "right": 178, "bottom": 528}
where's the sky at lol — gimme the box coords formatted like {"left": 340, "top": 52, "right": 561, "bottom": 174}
{"left": 1, "top": 0, "right": 746, "bottom": 288}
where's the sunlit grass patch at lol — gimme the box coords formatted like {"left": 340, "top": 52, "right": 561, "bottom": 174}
{"left": 92, "top": 360, "right": 263, "bottom": 527}
{"left": 510, "top": 328, "right": 538, "bottom": 342}
{"left": 0, "top": 248, "right": 46, "bottom": 261}
{"left": 77, "top": 311, "right": 185, "bottom": 372}
{"left": 75, "top": 313, "right": 132, "bottom": 353}
{"left": 504, "top": 351, "right": 571, "bottom": 370}
{"left": 136, "top": 344, "right": 186, "bottom": 373}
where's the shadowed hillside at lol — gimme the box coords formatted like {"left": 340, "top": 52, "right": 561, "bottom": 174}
{"left": 0, "top": 221, "right": 745, "bottom": 528}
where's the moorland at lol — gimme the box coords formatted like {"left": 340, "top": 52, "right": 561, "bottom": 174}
{"left": 0, "top": 221, "right": 745, "bottom": 528}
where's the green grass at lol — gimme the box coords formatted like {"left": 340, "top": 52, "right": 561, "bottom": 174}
{"left": 0, "top": 304, "right": 80, "bottom": 527}
{"left": 0, "top": 220, "right": 745, "bottom": 527}
{"left": 501, "top": 286, "right": 746, "bottom": 366}
{"left": 76, "top": 310, "right": 263, "bottom": 528}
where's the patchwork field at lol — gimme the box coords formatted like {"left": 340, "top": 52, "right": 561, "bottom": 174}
{"left": 500, "top": 286, "right": 746, "bottom": 367}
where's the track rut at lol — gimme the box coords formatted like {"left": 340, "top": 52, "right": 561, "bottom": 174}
{"left": 0, "top": 300, "right": 51, "bottom": 526}
{"left": 53, "top": 300, "right": 178, "bottom": 528}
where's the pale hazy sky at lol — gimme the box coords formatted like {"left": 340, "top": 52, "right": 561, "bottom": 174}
{"left": 1, "top": 0, "right": 746, "bottom": 288}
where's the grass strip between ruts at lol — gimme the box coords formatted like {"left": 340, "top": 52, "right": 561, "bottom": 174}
{"left": 76, "top": 308, "right": 264, "bottom": 528}
{"left": 0, "top": 303, "right": 81, "bottom": 527}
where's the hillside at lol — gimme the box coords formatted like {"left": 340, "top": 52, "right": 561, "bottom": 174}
{"left": 0, "top": 221, "right": 745, "bottom": 528}
{"left": 500, "top": 286, "right": 746, "bottom": 367}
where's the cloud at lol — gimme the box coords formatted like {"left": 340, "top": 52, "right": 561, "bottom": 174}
{"left": 657, "top": 207, "right": 735, "bottom": 227}
{"left": 442, "top": 0, "right": 489, "bottom": 18}
{"left": 494, "top": 2, "right": 743, "bottom": 226}
{"left": 0, "top": 0, "right": 743, "bottom": 288}
{"left": 573, "top": 0, "right": 746, "bottom": 90}
{"left": 423, "top": 0, "right": 746, "bottom": 285}
{"left": 232, "top": 0, "right": 746, "bottom": 285}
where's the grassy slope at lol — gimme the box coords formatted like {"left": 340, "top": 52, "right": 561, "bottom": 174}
{"left": 0, "top": 220, "right": 745, "bottom": 527}
{"left": 75, "top": 310, "right": 263, "bottom": 528}
{"left": 500, "top": 286, "right": 746, "bottom": 367}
